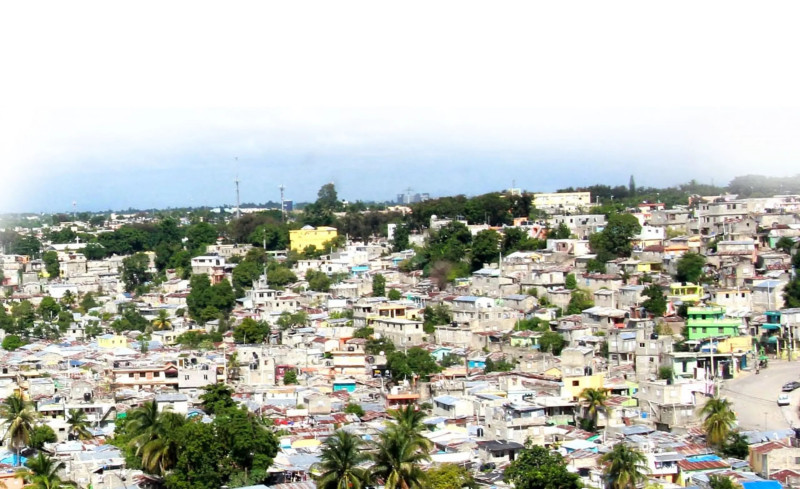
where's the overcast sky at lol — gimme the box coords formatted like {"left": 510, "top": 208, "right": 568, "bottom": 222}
{"left": 2, "top": 1, "right": 800, "bottom": 213}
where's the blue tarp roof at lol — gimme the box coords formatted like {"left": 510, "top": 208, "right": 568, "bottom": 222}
{"left": 742, "top": 481, "right": 782, "bottom": 489}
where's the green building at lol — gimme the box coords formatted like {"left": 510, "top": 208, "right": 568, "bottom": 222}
{"left": 685, "top": 306, "right": 741, "bottom": 341}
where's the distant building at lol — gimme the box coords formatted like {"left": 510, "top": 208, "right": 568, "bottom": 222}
{"left": 533, "top": 192, "right": 591, "bottom": 214}
{"left": 289, "top": 226, "right": 338, "bottom": 252}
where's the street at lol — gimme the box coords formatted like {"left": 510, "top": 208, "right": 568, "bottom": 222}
{"left": 719, "top": 361, "right": 800, "bottom": 431}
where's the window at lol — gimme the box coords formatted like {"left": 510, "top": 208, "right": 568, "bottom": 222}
{"left": 572, "top": 381, "right": 580, "bottom": 386}
{"left": 128, "top": 373, "right": 134, "bottom": 378}
{"left": 639, "top": 343, "right": 645, "bottom": 348}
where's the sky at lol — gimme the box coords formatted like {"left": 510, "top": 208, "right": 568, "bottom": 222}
{"left": 2, "top": 1, "right": 800, "bottom": 213}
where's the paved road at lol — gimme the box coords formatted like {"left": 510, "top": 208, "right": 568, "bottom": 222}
{"left": 719, "top": 361, "right": 800, "bottom": 431}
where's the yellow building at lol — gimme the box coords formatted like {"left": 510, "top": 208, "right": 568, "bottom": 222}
{"left": 97, "top": 334, "right": 128, "bottom": 349}
{"left": 668, "top": 283, "right": 703, "bottom": 303}
{"left": 289, "top": 226, "right": 338, "bottom": 252}
{"left": 561, "top": 374, "right": 605, "bottom": 401}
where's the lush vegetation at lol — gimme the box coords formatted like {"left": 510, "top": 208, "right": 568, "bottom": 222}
{"left": 111, "top": 388, "right": 278, "bottom": 488}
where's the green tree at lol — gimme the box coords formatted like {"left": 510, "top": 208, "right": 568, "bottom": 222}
{"left": 373, "top": 273, "right": 386, "bottom": 297}
{"left": 599, "top": 443, "right": 649, "bottom": 489}
{"left": 187, "top": 274, "right": 213, "bottom": 322}
{"left": 721, "top": 431, "right": 750, "bottom": 459}
{"left": 29, "top": 424, "right": 57, "bottom": 450}
{"left": 708, "top": 475, "right": 742, "bottom": 489}
{"left": 283, "top": 369, "right": 299, "bottom": 385}
{"left": 470, "top": 229, "right": 500, "bottom": 271}
{"left": 42, "top": 251, "right": 60, "bottom": 279}
{"left": 565, "top": 274, "right": 577, "bottom": 290}
{"left": 151, "top": 309, "right": 172, "bottom": 331}
{"left": 424, "top": 221, "right": 472, "bottom": 267}
{"left": 504, "top": 444, "right": 580, "bottom": 489}
{"left": 37, "top": 296, "right": 60, "bottom": 322}
{"left": 267, "top": 262, "right": 297, "bottom": 288}
{"left": 775, "top": 236, "right": 795, "bottom": 254}
{"left": 370, "top": 422, "right": 430, "bottom": 489}
{"left": 11, "top": 235, "right": 42, "bottom": 258}
{"left": 307, "top": 270, "right": 332, "bottom": 292}
{"left": 423, "top": 304, "right": 452, "bottom": 334}
{"left": 641, "top": 284, "right": 667, "bottom": 317}
{"left": 165, "top": 419, "right": 225, "bottom": 489}
{"left": 233, "top": 318, "right": 270, "bottom": 344}
{"left": 313, "top": 430, "right": 371, "bottom": 489}
{"left": 539, "top": 331, "right": 565, "bottom": 355}
{"left": 580, "top": 388, "right": 608, "bottom": 430}
{"left": 589, "top": 213, "right": 642, "bottom": 261}
{"left": 700, "top": 397, "right": 736, "bottom": 448}
{"left": 185, "top": 221, "right": 218, "bottom": 252}
{"left": 79, "top": 292, "right": 99, "bottom": 312}
{"left": 16, "top": 452, "right": 77, "bottom": 488}
{"left": 140, "top": 412, "right": 187, "bottom": 476}
{"left": 387, "top": 347, "right": 442, "bottom": 381}
{"left": 83, "top": 242, "right": 107, "bottom": 260}
{"left": 484, "top": 357, "right": 515, "bottom": 373}
{"left": 566, "top": 289, "right": 594, "bottom": 315}
{"left": 784, "top": 276, "right": 800, "bottom": 309}
{"left": 366, "top": 337, "right": 396, "bottom": 356}
{"left": 392, "top": 224, "right": 410, "bottom": 252}
{"left": 549, "top": 222, "right": 572, "bottom": 240}
{"left": 0, "top": 393, "right": 36, "bottom": 465}
{"left": 2, "top": 335, "right": 24, "bottom": 351}
{"left": 12, "top": 300, "right": 36, "bottom": 336}
{"left": 121, "top": 252, "right": 151, "bottom": 293}
{"left": 66, "top": 408, "right": 93, "bottom": 440}
{"left": 232, "top": 260, "right": 262, "bottom": 294}
{"left": 344, "top": 403, "right": 365, "bottom": 417}
{"left": 676, "top": 252, "right": 706, "bottom": 284}
{"left": 199, "top": 383, "right": 236, "bottom": 416}
{"left": 388, "top": 289, "right": 402, "bottom": 300}
{"left": 658, "top": 366, "right": 674, "bottom": 380}
{"left": 426, "top": 464, "right": 477, "bottom": 489}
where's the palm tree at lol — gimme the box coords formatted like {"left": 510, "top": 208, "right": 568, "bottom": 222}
{"left": 151, "top": 309, "right": 172, "bottom": 331}
{"left": 370, "top": 427, "right": 429, "bottom": 489}
{"left": 126, "top": 401, "right": 161, "bottom": 451}
{"left": 16, "top": 452, "right": 77, "bottom": 488}
{"left": 700, "top": 396, "right": 736, "bottom": 448}
{"left": 139, "top": 412, "right": 187, "bottom": 475}
{"left": 580, "top": 388, "right": 609, "bottom": 430}
{"left": 66, "top": 409, "right": 92, "bottom": 441}
{"left": 387, "top": 405, "right": 432, "bottom": 451}
{"left": 313, "top": 430, "right": 371, "bottom": 489}
{"left": 1, "top": 392, "right": 36, "bottom": 466}
{"left": 708, "top": 474, "right": 743, "bottom": 489}
{"left": 599, "top": 443, "right": 649, "bottom": 489}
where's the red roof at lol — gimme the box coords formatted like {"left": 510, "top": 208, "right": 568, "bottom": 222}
{"left": 677, "top": 459, "right": 730, "bottom": 471}
{"left": 750, "top": 441, "right": 790, "bottom": 454}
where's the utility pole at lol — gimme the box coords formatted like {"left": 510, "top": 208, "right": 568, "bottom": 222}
{"left": 234, "top": 157, "right": 241, "bottom": 219}
{"left": 279, "top": 184, "right": 286, "bottom": 222}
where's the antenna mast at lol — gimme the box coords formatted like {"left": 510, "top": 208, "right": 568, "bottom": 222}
{"left": 235, "top": 176, "right": 241, "bottom": 219}
{"left": 279, "top": 184, "right": 286, "bottom": 222}
{"left": 234, "top": 157, "right": 241, "bottom": 219}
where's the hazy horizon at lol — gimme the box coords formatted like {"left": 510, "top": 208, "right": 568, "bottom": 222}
{"left": 3, "top": 2, "right": 800, "bottom": 213}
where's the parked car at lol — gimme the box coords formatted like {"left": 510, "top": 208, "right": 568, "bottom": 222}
{"left": 778, "top": 394, "right": 791, "bottom": 406}
{"left": 783, "top": 382, "right": 800, "bottom": 392}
